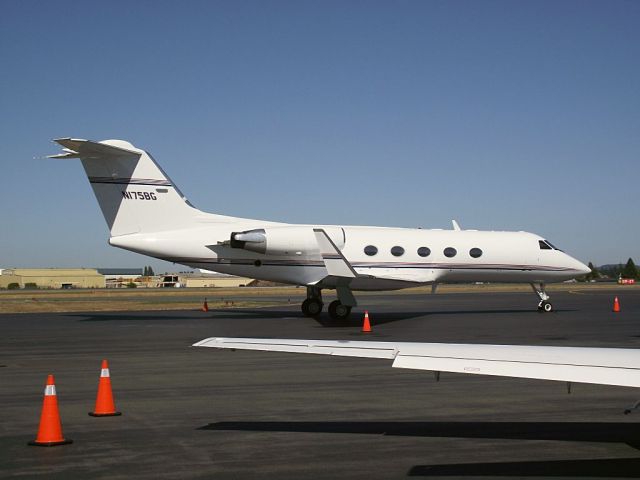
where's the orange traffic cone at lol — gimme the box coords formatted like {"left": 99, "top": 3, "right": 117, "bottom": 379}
{"left": 29, "top": 374, "right": 73, "bottom": 446}
{"left": 202, "top": 298, "right": 209, "bottom": 312}
{"left": 613, "top": 297, "right": 621, "bottom": 313}
{"left": 362, "top": 310, "right": 372, "bottom": 333}
{"left": 89, "top": 360, "right": 121, "bottom": 417}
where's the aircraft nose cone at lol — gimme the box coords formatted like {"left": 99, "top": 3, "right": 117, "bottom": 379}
{"left": 564, "top": 254, "right": 590, "bottom": 276}
{"left": 575, "top": 260, "right": 591, "bottom": 275}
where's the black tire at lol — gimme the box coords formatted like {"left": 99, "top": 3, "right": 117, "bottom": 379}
{"left": 328, "top": 300, "right": 352, "bottom": 320}
{"left": 542, "top": 301, "right": 553, "bottom": 313}
{"left": 302, "top": 298, "right": 323, "bottom": 317}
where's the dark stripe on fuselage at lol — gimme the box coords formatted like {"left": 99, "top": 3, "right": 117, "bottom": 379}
{"left": 162, "top": 257, "right": 575, "bottom": 272}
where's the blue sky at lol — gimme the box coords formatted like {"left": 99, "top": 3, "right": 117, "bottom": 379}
{"left": 1, "top": 0, "right": 638, "bottom": 272}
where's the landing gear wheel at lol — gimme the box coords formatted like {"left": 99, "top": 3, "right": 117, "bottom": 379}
{"left": 538, "top": 301, "right": 553, "bottom": 313}
{"left": 531, "top": 283, "right": 552, "bottom": 313}
{"left": 328, "top": 300, "right": 352, "bottom": 321}
{"left": 302, "top": 298, "right": 323, "bottom": 317}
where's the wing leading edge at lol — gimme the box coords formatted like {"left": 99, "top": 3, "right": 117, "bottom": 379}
{"left": 193, "top": 338, "right": 640, "bottom": 388}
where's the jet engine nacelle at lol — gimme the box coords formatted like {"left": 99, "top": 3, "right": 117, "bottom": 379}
{"left": 230, "top": 226, "right": 345, "bottom": 256}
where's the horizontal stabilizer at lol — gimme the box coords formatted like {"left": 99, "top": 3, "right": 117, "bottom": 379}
{"left": 194, "top": 337, "right": 640, "bottom": 388}
{"left": 48, "top": 138, "right": 141, "bottom": 160}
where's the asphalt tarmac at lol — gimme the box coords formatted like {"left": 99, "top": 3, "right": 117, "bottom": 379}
{"left": 2, "top": 288, "right": 640, "bottom": 479}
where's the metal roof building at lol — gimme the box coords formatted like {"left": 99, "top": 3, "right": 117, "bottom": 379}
{"left": 0, "top": 268, "right": 105, "bottom": 289}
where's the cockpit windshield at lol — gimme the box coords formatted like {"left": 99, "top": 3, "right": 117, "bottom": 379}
{"left": 539, "top": 239, "right": 562, "bottom": 251}
{"left": 545, "top": 240, "right": 561, "bottom": 250}
{"left": 539, "top": 240, "right": 552, "bottom": 250}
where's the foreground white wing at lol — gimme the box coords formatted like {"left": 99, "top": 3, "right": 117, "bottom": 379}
{"left": 193, "top": 338, "right": 640, "bottom": 388}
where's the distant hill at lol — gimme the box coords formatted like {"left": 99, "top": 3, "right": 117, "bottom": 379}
{"left": 598, "top": 264, "right": 623, "bottom": 273}
{"left": 598, "top": 264, "right": 625, "bottom": 270}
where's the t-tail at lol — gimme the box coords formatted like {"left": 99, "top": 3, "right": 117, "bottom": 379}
{"left": 48, "top": 138, "right": 235, "bottom": 236}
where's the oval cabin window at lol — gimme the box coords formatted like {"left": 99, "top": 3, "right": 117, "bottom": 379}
{"left": 417, "top": 247, "right": 431, "bottom": 257}
{"left": 391, "top": 246, "right": 405, "bottom": 257}
{"left": 364, "top": 245, "right": 378, "bottom": 256}
{"left": 470, "top": 248, "right": 483, "bottom": 258}
{"left": 444, "top": 247, "right": 457, "bottom": 258}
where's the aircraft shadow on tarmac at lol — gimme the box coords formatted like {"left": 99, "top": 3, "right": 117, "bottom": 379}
{"left": 200, "top": 421, "right": 640, "bottom": 477}
{"left": 73, "top": 313, "right": 204, "bottom": 322}
{"left": 205, "top": 307, "right": 576, "bottom": 328}
{"left": 204, "top": 307, "right": 425, "bottom": 326}
{"left": 72, "top": 307, "right": 576, "bottom": 326}
{"left": 407, "top": 457, "right": 640, "bottom": 477}
{"left": 199, "top": 420, "right": 640, "bottom": 450}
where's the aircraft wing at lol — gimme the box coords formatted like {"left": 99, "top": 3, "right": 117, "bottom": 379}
{"left": 313, "top": 228, "right": 358, "bottom": 278}
{"left": 193, "top": 338, "right": 640, "bottom": 388}
{"left": 358, "top": 268, "right": 441, "bottom": 283}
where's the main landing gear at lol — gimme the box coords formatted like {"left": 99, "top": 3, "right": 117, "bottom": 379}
{"left": 531, "top": 282, "right": 553, "bottom": 312}
{"left": 301, "top": 286, "right": 354, "bottom": 321}
{"left": 301, "top": 286, "right": 323, "bottom": 317}
{"left": 328, "top": 300, "right": 352, "bottom": 321}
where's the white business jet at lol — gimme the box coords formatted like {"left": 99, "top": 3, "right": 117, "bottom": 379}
{"left": 50, "top": 138, "right": 589, "bottom": 320}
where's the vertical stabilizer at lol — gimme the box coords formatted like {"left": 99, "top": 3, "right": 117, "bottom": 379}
{"left": 49, "top": 138, "right": 214, "bottom": 236}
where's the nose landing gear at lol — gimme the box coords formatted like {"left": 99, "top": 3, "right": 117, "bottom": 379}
{"left": 531, "top": 283, "right": 553, "bottom": 312}
{"left": 540, "top": 301, "right": 553, "bottom": 312}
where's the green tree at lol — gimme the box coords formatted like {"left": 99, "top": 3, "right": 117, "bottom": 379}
{"left": 614, "top": 264, "right": 624, "bottom": 278}
{"left": 143, "top": 265, "right": 155, "bottom": 276}
{"left": 585, "top": 261, "right": 599, "bottom": 281}
{"left": 622, "top": 258, "right": 638, "bottom": 279}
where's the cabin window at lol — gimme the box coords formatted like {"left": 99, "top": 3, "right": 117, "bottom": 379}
{"left": 391, "top": 246, "right": 405, "bottom": 257}
{"left": 417, "top": 247, "right": 431, "bottom": 257}
{"left": 469, "top": 248, "right": 483, "bottom": 258}
{"left": 539, "top": 240, "right": 552, "bottom": 250}
{"left": 364, "top": 245, "right": 378, "bottom": 256}
{"left": 444, "top": 247, "right": 457, "bottom": 258}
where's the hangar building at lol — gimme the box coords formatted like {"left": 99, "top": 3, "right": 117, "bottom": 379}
{"left": 98, "top": 268, "right": 145, "bottom": 288}
{"left": 0, "top": 268, "right": 106, "bottom": 289}
{"left": 160, "top": 273, "right": 253, "bottom": 288}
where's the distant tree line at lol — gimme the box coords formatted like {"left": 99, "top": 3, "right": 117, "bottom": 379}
{"left": 582, "top": 258, "right": 638, "bottom": 281}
